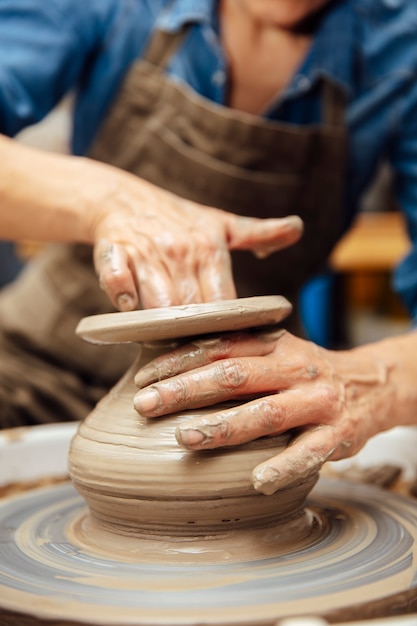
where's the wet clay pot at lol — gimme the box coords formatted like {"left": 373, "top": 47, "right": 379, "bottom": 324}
{"left": 68, "top": 296, "right": 318, "bottom": 544}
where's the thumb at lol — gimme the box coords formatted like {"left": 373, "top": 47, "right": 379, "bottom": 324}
{"left": 226, "top": 215, "right": 303, "bottom": 258}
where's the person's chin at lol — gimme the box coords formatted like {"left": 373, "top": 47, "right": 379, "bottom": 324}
{"left": 243, "top": 0, "right": 331, "bottom": 31}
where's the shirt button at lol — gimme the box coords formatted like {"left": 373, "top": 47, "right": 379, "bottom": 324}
{"left": 295, "top": 74, "right": 311, "bottom": 91}
{"left": 212, "top": 70, "right": 226, "bottom": 86}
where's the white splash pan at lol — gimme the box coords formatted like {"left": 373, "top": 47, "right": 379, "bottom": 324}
{"left": 0, "top": 421, "right": 78, "bottom": 484}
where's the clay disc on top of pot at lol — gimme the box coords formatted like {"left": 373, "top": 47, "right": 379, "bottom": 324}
{"left": 75, "top": 295, "right": 292, "bottom": 344}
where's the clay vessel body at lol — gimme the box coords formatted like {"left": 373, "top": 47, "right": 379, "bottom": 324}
{"left": 69, "top": 346, "right": 318, "bottom": 541}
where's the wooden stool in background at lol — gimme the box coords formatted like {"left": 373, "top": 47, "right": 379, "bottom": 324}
{"left": 331, "top": 211, "right": 410, "bottom": 274}
{"left": 327, "top": 211, "right": 410, "bottom": 346}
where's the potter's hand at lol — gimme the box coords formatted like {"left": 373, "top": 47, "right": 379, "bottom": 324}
{"left": 0, "top": 139, "right": 302, "bottom": 310}
{"left": 86, "top": 163, "right": 303, "bottom": 310}
{"left": 133, "top": 329, "right": 398, "bottom": 495}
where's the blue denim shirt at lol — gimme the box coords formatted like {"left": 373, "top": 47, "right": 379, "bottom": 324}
{"left": 1, "top": 0, "right": 417, "bottom": 323}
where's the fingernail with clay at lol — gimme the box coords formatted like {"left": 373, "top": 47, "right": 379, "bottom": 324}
{"left": 252, "top": 466, "right": 282, "bottom": 496}
{"left": 134, "top": 388, "right": 161, "bottom": 415}
{"left": 283, "top": 215, "right": 303, "bottom": 231}
{"left": 117, "top": 293, "right": 135, "bottom": 311}
{"left": 176, "top": 426, "right": 206, "bottom": 448}
{"left": 134, "top": 366, "right": 158, "bottom": 389}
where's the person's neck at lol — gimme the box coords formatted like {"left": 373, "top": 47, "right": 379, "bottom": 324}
{"left": 219, "top": 1, "right": 313, "bottom": 114}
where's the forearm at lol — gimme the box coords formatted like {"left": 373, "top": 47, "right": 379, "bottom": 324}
{"left": 0, "top": 134, "right": 93, "bottom": 243}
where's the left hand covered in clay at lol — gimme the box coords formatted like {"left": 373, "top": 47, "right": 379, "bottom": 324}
{"left": 133, "top": 328, "right": 408, "bottom": 495}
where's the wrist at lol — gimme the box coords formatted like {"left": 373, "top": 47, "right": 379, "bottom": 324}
{"left": 352, "top": 332, "right": 417, "bottom": 432}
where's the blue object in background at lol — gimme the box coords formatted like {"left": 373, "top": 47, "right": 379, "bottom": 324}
{"left": 0, "top": 242, "right": 24, "bottom": 288}
{"left": 300, "top": 272, "right": 343, "bottom": 348}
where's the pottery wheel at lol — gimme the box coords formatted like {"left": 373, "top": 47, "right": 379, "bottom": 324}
{"left": 1, "top": 479, "right": 417, "bottom": 625}
{"left": 1, "top": 295, "right": 417, "bottom": 625}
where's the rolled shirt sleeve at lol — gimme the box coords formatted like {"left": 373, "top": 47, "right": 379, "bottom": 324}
{"left": 0, "top": 0, "right": 109, "bottom": 137}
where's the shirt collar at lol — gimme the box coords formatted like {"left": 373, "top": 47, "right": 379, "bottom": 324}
{"left": 157, "top": 0, "right": 355, "bottom": 97}
{"left": 156, "top": 0, "right": 213, "bottom": 31}
{"left": 298, "top": 0, "right": 355, "bottom": 98}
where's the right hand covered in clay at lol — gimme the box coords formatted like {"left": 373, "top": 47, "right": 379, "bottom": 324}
{"left": 0, "top": 135, "right": 303, "bottom": 312}
{"left": 85, "top": 161, "right": 303, "bottom": 311}
{"left": 133, "top": 327, "right": 417, "bottom": 495}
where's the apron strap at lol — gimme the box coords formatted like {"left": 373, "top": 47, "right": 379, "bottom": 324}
{"left": 322, "top": 80, "right": 346, "bottom": 128}
{"left": 143, "top": 28, "right": 188, "bottom": 69}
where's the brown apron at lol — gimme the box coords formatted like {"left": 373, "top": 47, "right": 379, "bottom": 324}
{"left": 0, "top": 27, "right": 346, "bottom": 428}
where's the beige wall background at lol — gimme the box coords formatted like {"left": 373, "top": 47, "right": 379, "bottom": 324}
{"left": 16, "top": 97, "right": 72, "bottom": 153}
